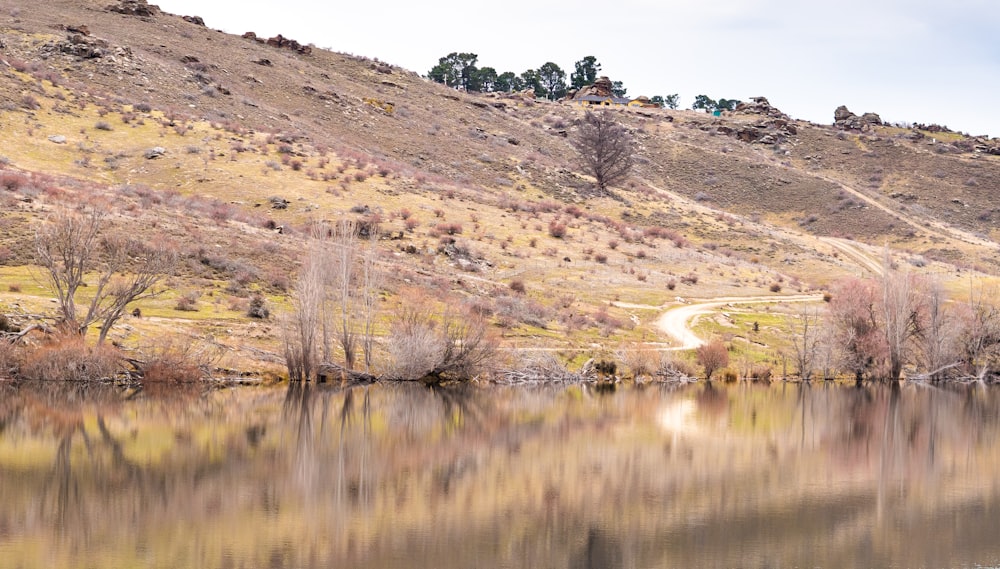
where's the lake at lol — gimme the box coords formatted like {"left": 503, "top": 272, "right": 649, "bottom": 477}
{"left": 1, "top": 380, "right": 999, "bottom": 568}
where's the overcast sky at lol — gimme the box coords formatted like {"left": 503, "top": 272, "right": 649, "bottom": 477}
{"left": 156, "top": 0, "right": 1000, "bottom": 137}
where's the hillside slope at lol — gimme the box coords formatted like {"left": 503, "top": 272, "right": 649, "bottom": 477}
{"left": 1, "top": 0, "right": 998, "bottom": 376}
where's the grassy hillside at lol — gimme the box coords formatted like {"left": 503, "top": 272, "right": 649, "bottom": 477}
{"left": 1, "top": 0, "right": 998, "bottom": 379}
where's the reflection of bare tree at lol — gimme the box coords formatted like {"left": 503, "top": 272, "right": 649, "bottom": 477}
{"left": 569, "top": 527, "right": 623, "bottom": 569}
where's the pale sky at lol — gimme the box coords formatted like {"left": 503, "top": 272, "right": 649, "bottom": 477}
{"left": 156, "top": 0, "right": 1000, "bottom": 137}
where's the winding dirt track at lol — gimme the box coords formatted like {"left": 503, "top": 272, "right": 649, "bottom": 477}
{"left": 655, "top": 294, "right": 822, "bottom": 350}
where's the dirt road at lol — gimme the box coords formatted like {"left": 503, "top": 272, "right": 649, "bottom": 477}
{"left": 655, "top": 294, "right": 822, "bottom": 350}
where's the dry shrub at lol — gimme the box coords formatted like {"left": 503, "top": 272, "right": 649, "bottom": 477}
{"left": 387, "top": 292, "right": 497, "bottom": 382}
{"left": 139, "top": 337, "right": 207, "bottom": 383}
{"left": 616, "top": 345, "right": 663, "bottom": 378}
{"left": 696, "top": 338, "right": 730, "bottom": 380}
{"left": 0, "top": 340, "right": 19, "bottom": 377}
{"left": 749, "top": 364, "right": 773, "bottom": 381}
{"left": 19, "top": 333, "right": 122, "bottom": 381}
{"left": 661, "top": 356, "right": 699, "bottom": 379}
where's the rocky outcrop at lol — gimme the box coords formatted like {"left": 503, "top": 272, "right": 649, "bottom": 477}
{"left": 182, "top": 15, "right": 205, "bottom": 26}
{"left": 106, "top": 0, "right": 159, "bottom": 17}
{"left": 735, "top": 96, "right": 790, "bottom": 120}
{"left": 834, "top": 105, "right": 882, "bottom": 131}
{"left": 574, "top": 76, "right": 614, "bottom": 98}
{"left": 242, "top": 31, "right": 312, "bottom": 55}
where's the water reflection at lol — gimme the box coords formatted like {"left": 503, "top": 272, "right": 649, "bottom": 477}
{"left": 1, "top": 380, "right": 999, "bottom": 568}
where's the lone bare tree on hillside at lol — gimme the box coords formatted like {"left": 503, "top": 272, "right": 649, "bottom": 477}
{"left": 572, "top": 110, "right": 635, "bottom": 193}
{"left": 35, "top": 208, "right": 176, "bottom": 343}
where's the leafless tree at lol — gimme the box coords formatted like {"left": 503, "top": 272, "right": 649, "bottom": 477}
{"left": 571, "top": 110, "right": 635, "bottom": 193}
{"left": 35, "top": 208, "right": 175, "bottom": 343}
{"left": 324, "top": 220, "right": 359, "bottom": 370}
{"left": 879, "top": 254, "right": 922, "bottom": 381}
{"left": 284, "top": 242, "right": 325, "bottom": 381}
{"left": 958, "top": 286, "right": 1000, "bottom": 379}
{"left": 829, "top": 277, "right": 882, "bottom": 381}
{"left": 285, "top": 220, "right": 385, "bottom": 380}
{"left": 359, "top": 230, "right": 383, "bottom": 374}
{"left": 918, "top": 280, "right": 961, "bottom": 380}
{"left": 789, "top": 305, "right": 821, "bottom": 380}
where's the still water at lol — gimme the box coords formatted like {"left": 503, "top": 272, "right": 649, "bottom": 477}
{"left": 1, "top": 380, "right": 999, "bottom": 568}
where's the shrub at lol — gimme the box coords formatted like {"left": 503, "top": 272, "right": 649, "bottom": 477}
{"left": 616, "top": 345, "right": 662, "bottom": 379}
{"left": 696, "top": 338, "right": 729, "bottom": 380}
{"left": 680, "top": 273, "right": 699, "bottom": 285}
{"left": 247, "top": 293, "right": 270, "bottom": 319}
{"left": 548, "top": 220, "right": 567, "bottom": 238}
{"left": 594, "top": 253, "right": 608, "bottom": 264}
{"left": 770, "top": 283, "right": 782, "bottom": 293}
{"left": 19, "top": 334, "right": 122, "bottom": 381}
{"left": 94, "top": 120, "right": 113, "bottom": 131}
{"left": 138, "top": 337, "right": 207, "bottom": 384}
{"left": 175, "top": 292, "right": 200, "bottom": 311}
{"left": 509, "top": 279, "right": 526, "bottom": 294}
{"left": 387, "top": 299, "right": 496, "bottom": 382}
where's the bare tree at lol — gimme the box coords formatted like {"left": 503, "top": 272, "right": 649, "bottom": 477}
{"left": 829, "top": 277, "right": 883, "bottom": 381}
{"left": 879, "top": 254, "right": 922, "bottom": 381}
{"left": 325, "top": 220, "right": 359, "bottom": 370}
{"left": 919, "top": 280, "right": 961, "bottom": 380}
{"left": 359, "top": 230, "right": 383, "bottom": 374}
{"left": 789, "top": 305, "right": 821, "bottom": 380}
{"left": 35, "top": 208, "right": 175, "bottom": 343}
{"left": 571, "top": 110, "right": 635, "bottom": 193}
{"left": 957, "top": 286, "right": 1000, "bottom": 379}
{"left": 284, "top": 241, "right": 325, "bottom": 381}
{"left": 285, "top": 220, "right": 385, "bottom": 380}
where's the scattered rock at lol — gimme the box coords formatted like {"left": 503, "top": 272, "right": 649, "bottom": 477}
{"left": 182, "top": 15, "right": 205, "bottom": 26}
{"left": 370, "top": 62, "right": 393, "bottom": 74}
{"left": 47, "top": 135, "right": 67, "bottom": 144}
{"left": 180, "top": 55, "right": 199, "bottom": 63}
{"left": 268, "top": 196, "right": 289, "bottom": 209}
{"left": 65, "top": 24, "right": 90, "bottom": 36}
{"left": 106, "top": 0, "right": 159, "bottom": 17}
{"left": 47, "top": 33, "right": 110, "bottom": 59}
{"left": 252, "top": 58, "right": 272, "bottom": 66}
{"left": 144, "top": 146, "right": 165, "bottom": 159}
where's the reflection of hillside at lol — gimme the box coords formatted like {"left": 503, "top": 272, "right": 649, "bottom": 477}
{"left": 1, "top": 383, "right": 999, "bottom": 568}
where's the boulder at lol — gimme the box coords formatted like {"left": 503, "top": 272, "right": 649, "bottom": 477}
{"left": 575, "top": 76, "right": 614, "bottom": 98}
{"left": 107, "top": 0, "right": 159, "bottom": 17}
{"left": 834, "top": 105, "right": 854, "bottom": 122}
{"left": 144, "top": 146, "right": 165, "bottom": 159}
{"left": 182, "top": 15, "right": 205, "bottom": 26}
{"left": 834, "top": 106, "right": 882, "bottom": 131}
